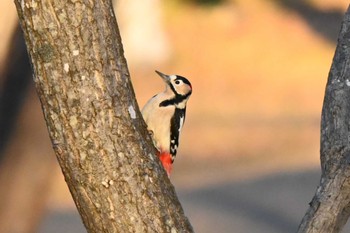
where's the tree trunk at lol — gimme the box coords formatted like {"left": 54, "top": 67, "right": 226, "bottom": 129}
{"left": 298, "top": 5, "right": 350, "bottom": 233}
{"left": 14, "top": 0, "right": 193, "bottom": 232}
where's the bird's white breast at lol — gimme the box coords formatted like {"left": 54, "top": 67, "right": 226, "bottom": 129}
{"left": 141, "top": 93, "right": 175, "bottom": 152}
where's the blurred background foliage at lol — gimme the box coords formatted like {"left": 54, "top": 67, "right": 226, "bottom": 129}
{"left": 0, "top": 0, "right": 348, "bottom": 233}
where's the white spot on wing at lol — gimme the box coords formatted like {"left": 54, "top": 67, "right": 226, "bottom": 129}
{"left": 179, "top": 116, "right": 184, "bottom": 132}
{"left": 128, "top": 105, "right": 136, "bottom": 119}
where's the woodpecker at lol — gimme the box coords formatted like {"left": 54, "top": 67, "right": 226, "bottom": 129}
{"left": 142, "top": 70, "right": 192, "bottom": 177}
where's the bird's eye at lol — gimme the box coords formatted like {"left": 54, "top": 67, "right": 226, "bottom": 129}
{"left": 175, "top": 80, "right": 181, "bottom": 85}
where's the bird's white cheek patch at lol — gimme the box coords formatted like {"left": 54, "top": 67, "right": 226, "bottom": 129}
{"left": 128, "top": 105, "right": 136, "bottom": 119}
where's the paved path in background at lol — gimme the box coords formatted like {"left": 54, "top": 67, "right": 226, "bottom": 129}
{"left": 38, "top": 169, "right": 350, "bottom": 233}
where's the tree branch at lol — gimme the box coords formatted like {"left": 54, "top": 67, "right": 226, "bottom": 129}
{"left": 14, "top": 0, "right": 193, "bottom": 232}
{"left": 298, "top": 5, "right": 350, "bottom": 233}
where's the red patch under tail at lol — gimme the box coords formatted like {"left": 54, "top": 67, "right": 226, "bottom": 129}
{"left": 158, "top": 151, "right": 172, "bottom": 177}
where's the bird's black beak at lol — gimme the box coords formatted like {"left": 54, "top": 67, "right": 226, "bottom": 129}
{"left": 155, "top": 70, "right": 171, "bottom": 85}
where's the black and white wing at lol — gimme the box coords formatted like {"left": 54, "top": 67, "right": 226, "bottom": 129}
{"left": 169, "top": 108, "right": 186, "bottom": 162}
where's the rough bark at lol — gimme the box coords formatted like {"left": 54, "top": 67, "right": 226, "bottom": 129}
{"left": 298, "top": 5, "right": 350, "bottom": 233}
{"left": 14, "top": 0, "right": 193, "bottom": 232}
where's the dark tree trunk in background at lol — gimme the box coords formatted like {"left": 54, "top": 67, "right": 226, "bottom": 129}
{"left": 0, "top": 3, "right": 56, "bottom": 232}
{"left": 298, "top": 5, "right": 350, "bottom": 233}
{"left": 14, "top": 0, "right": 193, "bottom": 232}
